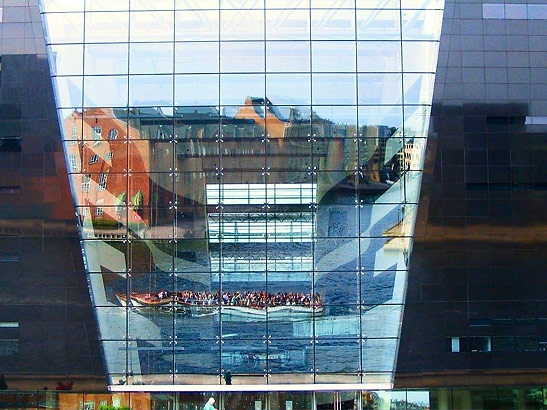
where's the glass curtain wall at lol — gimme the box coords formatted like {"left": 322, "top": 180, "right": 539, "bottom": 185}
{"left": 39, "top": 0, "right": 443, "bottom": 386}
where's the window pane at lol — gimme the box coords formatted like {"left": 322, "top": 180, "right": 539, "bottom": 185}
{"left": 54, "top": 76, "right": 83, "bottom": 108}
{"left": 221, "top": 42, "right": 265, "bottom": 73}
{"left": 482, "top": 4, "right": 505, "bottom": 19}
{"left": 221, "top": 0, "right": 265, "bottom": 8}
{"left": 359, "top": 105, "right": 402, "bottom": 129}
{"left": 528, "top": 4, "right": 547, "bottom": 19}
{"left": 312, "top": 41, "right": 356, "bottom": 72}
{"left": 85, "top": 11, "right": 129, "bottom": 43}
{"left": 85, "top": 43, "right": 129, "bottom": 75}
{"left": 505, "top": 4, "right": 526, "bottom": 19}
{"left": 221, "top": 9, "right": 265, "bottom": 40}
{"left": 175, "top": 0, "right": 219, "bottom": 9}
{"left": 175, "top": 10, "right": 219, "bottom": 41}
{"left": 48, "top": 44, "right": 83, "bottom": 76}
{"left": 266, "top": 0, "right": 309, "bottom": 7}
{"left": 43, "top": 12, "right": 84, "bottom": 44}
{"left": 176, "top": 42, "right": 219, "bottom": 73}
{"left": 267, "top": 74, "right": 311, "bottom": 105}
{"left": 266, "top": 41, "right": 310, "bottom": 72}
{"left": 131, "top": 11, "right": 174, "bottom": 42}
{"left": 358, "top": 73, "right": 402, "bottom": 104}
{"left": 130, "top": 42, "right": 174, "bottom": 74}
{"left": 131, "top": 0, "right": 174, "bottom": 10}
{"left": 84, "top": 76, "right": 129, "bottom": 107}
{"left": 129, "top": 75, "right": 174, "bottom": 106}
{"left": 311, "top": 9, "right": 355, "bottom": 40}
{"left": 403, "top": 73, "right": 435, "bottom": 105}
{"left": 401, "top": 0, "right": 444, "bottom": 9}
{"left": 402, "top": 41, "right": 439, "bottom": 72}
{"left": 175, "top": 74, "right": 219, "bottom": 106}
{"left": 312, "top": 74, "right": 357, "bottom": 105}
{"left": 221, "top": 74, "right": 264, "bottom": 105}
{"left": 266, "top": 9, "right": 310, "bottom": 40}
{"left": 356, "top": 0, "right": 398, "bottom": 8}
{"left": 357, "top": 10, "right": 400, "bottom": 40}
{"left": 85, "top": 0, "right": 129, "bottom": 11}
{"left": 41, "top": 0, "right": 84, "bottom": 12}
{"left": 357, "top": 41, "right": 401, "bottom": 72}
{"left": 401, "top": 9, "right": 443, "bottom": 40}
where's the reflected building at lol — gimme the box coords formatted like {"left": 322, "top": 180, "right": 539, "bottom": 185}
{"left": 38, "top": 0, "right": 443, "bottom": 388}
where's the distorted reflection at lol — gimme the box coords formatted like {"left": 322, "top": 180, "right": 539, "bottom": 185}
{"left": 41, "top": 0, "right": 443, "bottom": 386}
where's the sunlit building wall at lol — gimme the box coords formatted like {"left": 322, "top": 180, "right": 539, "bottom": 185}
{"left": 39, "top": 0, "right": 443, "bottom": 387}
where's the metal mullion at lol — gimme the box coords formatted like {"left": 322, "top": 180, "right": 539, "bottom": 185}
{"left": 171, "top": 0, "right": 176, "bottom": 386}
{"left": 307, "top": 0, "right": 317, "bottom": 383}
{"left": 353, "top": 0, "right": 365, "bottom": 384}
{"left": 263, "top": 0, "right": 270, "bottom": 384}
{"left": 218, "top": 1, "right": 223, "bottom": 384}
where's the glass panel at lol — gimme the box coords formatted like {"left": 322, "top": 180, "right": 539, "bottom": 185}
{"left": 130, "top": 42, "right": 174, "bottom": 75}
{"left": 482, "top": 3, "right": 505, "bottom": 19}
{"left": 131, "top": 0, "right": 174, "bottom": 10}
{"left": 311, "top": 9, "right": 355, "bottom": 40}
{"left": 357, "top": 41, "right": 401, "bottom": 72}
{"left": 48, "top": 44, "right": 83, "bottom": 76}
{"left": 176, "top": 42, "right": 219, "bottom": 73}
{"left": 86, "top": 0, "right": 129, "bottom": 10}
{"left": 220, "top": 74, "right": 265, "bottom": 105}
{"left": 312, "top": 74, "right": 357, "bottom": 105}
{"left": 43, "top": 12, "right": 84, "bottom": 44}
{"left": 130, "top": 11, "right": 175, "bottom": 42}
{"left": 85, "top": 11, "right": 129, "bottom": 43}
{"left": 176, "top": 0, "right": 220, "bottom": 9}
{"left": 528, "top": 4, "right": 547, "bottom": 19}
{"left": 403, "top": 73, "right": 435, "bottom": 105}
{"left": 266, "top": 74, "right": 311, "bottom": 105}
{"left": 358, "top": 74, "right": 402, "bottom": 105}
{"left": 402, "top": 41, "right": 439, "bottom": 72}
{"left": 266, "top": 41, "right": 310, "bottom": 72}
{"left": 316, "top": 339, "right": 361, "bottom": 372}
{"left": 266, "top": 9, "right": 310, "bottom": 40}
{"left": 505, "top": 4, "right": 527, "bottom": 19}
{"left": 175, "top": 75, "right": 220, "bottom": 106}
{"left": 221, "top": 0, "right": 265, "bottom": 8}
{"left": 41, "top": 0, "right": 84, "bottom": 12}
{"left": 85, "top": 43, "right": 129, "bottom": 75}
{"left": 84, "top": 76, "right": 129, "bottom": 108}
{"left": 54, "top": 76, "right": 83, "bottom": 108}
{"left": 221, "top": 9, "right": 265, "bottom": 40}
{"left": 401, "top": 9, "right": 443, "bottom": 40}
{"left": 312, "top": 41, "right": 356, "bottom": 72}
{"left": 175, "top": 10, "right": 220, "bottom": 41}
{"left": 356, "top": 10, "right": 400, "bottom": 40}
{"left": 221, "top": 42, "right": 265, "bottom": 73}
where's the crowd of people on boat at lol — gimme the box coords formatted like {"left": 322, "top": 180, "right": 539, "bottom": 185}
{"left": 152, "top": 290, "right": 323, "bottom": 309}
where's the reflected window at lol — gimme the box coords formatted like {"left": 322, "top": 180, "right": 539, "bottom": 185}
{"left": 108, "top": 129, "right": 118, "bottom": 140}
{"left": 98, "top": 173, "right": 108, "bottom": 191}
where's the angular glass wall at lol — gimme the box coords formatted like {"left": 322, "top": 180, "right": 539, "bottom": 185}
{"left": 40, "top": 0, "right": 443, "bottom": 387}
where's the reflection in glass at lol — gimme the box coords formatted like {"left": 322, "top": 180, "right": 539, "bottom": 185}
{"left": 42, "top": 0, "right": 443, "bottom": 387}
{"left": 85, "top": 43, "right": 129, "bottom": 75}
{"left": 85, "top": 12, "right": 129, "bottom": 43}
{"left": 312, "top": 41, "right": 356, "bottom": 73}
{"left": 266, "top": 9, "right": 310, "bottom": 40}
{"left": 266, "top": 41, "right": 310, "bottom": 73}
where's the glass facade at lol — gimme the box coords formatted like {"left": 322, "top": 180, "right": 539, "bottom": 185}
{"left": 39, "top": 0, "right": 443, "bottom": 386}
